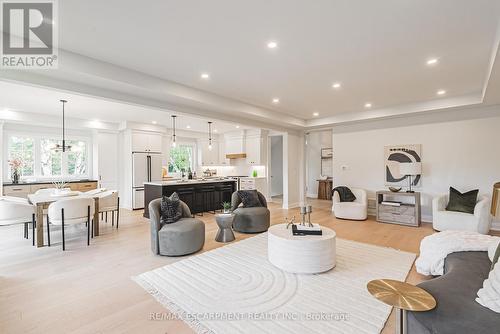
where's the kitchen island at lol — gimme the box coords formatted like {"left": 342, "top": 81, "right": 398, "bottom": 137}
{"left": 143, "top": 179, "right": 237, "bottom": 218}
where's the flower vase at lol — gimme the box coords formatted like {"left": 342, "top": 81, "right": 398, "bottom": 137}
{"left": 12, "top": 170, "right": 19, "bottom": 184}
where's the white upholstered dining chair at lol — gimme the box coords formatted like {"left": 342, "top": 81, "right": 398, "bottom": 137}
{"left": 0, "top": 196, "right": 36, "bottom": 245}
{"left": 96, "top": 190, "right": 120, "bottom": 228}
{"left": 47, "top": 197, "right": 95, "bottom": 251}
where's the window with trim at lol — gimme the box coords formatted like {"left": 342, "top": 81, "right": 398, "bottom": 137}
{"left": 168, "top": 145, "right": 194, "bottom": 173}
{"left": 6, "top": 134, "right": 89, "bottom": 180}
{"left": 8, "top": 136, "right": 35, "bottom": 178}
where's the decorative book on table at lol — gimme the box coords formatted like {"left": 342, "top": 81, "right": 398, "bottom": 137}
{"left": 292, "top": 224, "right": 323, "bottom": 236}
{"left": 381, "top": 201, "right": 402, "bottom": 207}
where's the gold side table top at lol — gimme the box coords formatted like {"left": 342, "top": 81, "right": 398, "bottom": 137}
{"left": 367, "top": 279, "right": 436, "bottom": 312}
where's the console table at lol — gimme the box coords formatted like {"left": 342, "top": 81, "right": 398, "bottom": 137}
{"left": 376, "top": 191, "right": 421, "bottom": 227}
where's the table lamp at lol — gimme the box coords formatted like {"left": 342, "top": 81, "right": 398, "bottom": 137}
{"left": 399, "top": 162, "right": 422, "bottom": 193}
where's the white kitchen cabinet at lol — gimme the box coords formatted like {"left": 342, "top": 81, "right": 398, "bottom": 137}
{"left": 198, "top": 139, "right": 219, "bottom": 166}
{"left": 132, "top": 132, "right": 162, "bottom": 152}
{"left": 240, "top": 177, "right": 267, "bottom": 194}
{"left": 245, "top": 131, "right": 268, "bottom": 165}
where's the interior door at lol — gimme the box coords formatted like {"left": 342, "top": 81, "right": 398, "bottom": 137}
{"left": 97, "top": 132, "right": 118, "bottom": 190}
{"left": 133, "top": 153, "right": 148, "bottom": 187}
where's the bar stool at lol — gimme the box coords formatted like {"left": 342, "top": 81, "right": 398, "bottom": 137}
{"left": 200, "top": 185, "right": 216, "bottom": 214}
{"left": 215, "top": 184, "right": 233, "bottom": 212}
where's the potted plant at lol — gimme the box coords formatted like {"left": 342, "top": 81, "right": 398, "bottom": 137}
{"left": 8, "top": 158, "right": 23, "bottom": 184}
{"left": 222, "top": 202, "right": 231, "bottom": 214}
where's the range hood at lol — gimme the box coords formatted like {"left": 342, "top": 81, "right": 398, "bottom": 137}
{"left": 226, "top": 153, "right": 247, "bottom": 159}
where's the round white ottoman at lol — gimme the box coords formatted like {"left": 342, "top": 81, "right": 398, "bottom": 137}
{"left": 268, "top": 223, "right": 336, "bottom": 274}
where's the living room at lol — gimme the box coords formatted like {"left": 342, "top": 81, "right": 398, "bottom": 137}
{"left": 2, "top": 1, "right": 500, "bottom": 334}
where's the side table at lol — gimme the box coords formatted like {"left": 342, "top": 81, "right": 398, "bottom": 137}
{"left": 367, "top": 279, "right": 436, "bottom": 334}
{"left": 215, "top": 213, "right": 235, "bottom": 242}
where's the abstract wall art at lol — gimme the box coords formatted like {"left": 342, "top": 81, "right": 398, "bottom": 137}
{"left": 384, "top": 144, "right": 422, "bottom": 187}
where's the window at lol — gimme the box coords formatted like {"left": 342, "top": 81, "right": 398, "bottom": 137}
{"left": 40, "top": 139, "right": 62, "bottom": 176}
{"left": 5, "top": 133, "right": 89, "bottom": 180}
{"left": 7, "top": 136, "right": 35, "bottom": 177}
{"left": 169, "top": 145, "right": 193, "bottom": 173}
{"left": 66, "top": 140, "right": 87, "bottom": 176}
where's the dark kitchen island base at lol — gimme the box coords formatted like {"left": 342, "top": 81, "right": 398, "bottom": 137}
{"left": 143, "top": 180, "right": 237, "bottom": 219}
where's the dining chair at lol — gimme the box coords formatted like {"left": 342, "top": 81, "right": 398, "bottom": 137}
{"left": 47, "top": 197, "right": 95, "bottom": 251}
{"left": 96, "top": 190, "right": 120, "bottom": 228}
{"left": 0, "top": 196, "right": 36, "bottom": 246}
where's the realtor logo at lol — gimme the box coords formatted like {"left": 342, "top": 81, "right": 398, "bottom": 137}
{"left": 1, "top": 0, "right": 58, "bottom": 68}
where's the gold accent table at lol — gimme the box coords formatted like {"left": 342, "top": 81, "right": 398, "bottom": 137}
{"left": 367, "top": 279, "right": 436, "bottom": 334}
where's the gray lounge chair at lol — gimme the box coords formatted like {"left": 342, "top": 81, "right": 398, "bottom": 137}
{"left": 149, "top": 198, "right": 205, "bottom": 256}
{"left": 231, "top": 191, "right": 270, "bottom": 233}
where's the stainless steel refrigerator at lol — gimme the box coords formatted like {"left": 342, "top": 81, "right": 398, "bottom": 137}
{"left": 132, "top": 152, "right": 163, "bottom": 209}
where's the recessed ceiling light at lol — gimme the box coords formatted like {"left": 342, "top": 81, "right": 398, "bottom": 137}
{"left": 437, "top": 90, "right": 446, "bottom": 96}
{"left": 200, "top": 73, "right": 210, "bottom": 79}
{"left": 426, "top": 58, "right": 439, "bottom": 66}
{"left": 313, "top": 112, "right": 319, "bottom": 117}
{"left": 364, "top": 103, "right": 372, "bottom": 108}
{"left": 152, "top": 121, "right": 157, "bottom": 124}
{"left": 236, "top": 125, "right": 240, "bottom": 128}
{"left": 214, "top": 129, "right": 218, "bottom": 133}
{"left": 267, "top": 41, "right": 278, "bottom": 49}
{"left": 272, "top": 98, "right": 280, "bottom": 104}
{"left": 186, "top": 125, "right": 191, "bottom": 129}
{"left": 332, "top": 82, "right": 341, "bottom": 89}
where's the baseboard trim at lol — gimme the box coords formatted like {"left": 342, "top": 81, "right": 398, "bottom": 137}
{"left": 307, "top": 193, "right": 318, "bottom": 199}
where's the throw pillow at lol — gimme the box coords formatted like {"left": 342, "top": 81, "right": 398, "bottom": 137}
{"left": 476, "top": 260, "right": 500, "bottom": 313}
{"left": 332, "top": 186, "right": 356, "bottom": 202}
{"left": 237, "top": 190, "right": 262, "bottom": 208}
{"left": 445, "top": 187, "right": 478, "bottom": 214}
{"left": 160, "top": 192, "right": 182, "bottom": 224}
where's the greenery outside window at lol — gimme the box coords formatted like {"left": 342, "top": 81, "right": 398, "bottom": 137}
{"left": 7, "top": 136, "right": 35, "bottom": 178}
{"left": 168, "top": 145, "right": 194, "bottom": 173}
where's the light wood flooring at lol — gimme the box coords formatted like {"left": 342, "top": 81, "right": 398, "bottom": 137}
{"left": 1, "top": 199, "right": 491, "bottom": 334}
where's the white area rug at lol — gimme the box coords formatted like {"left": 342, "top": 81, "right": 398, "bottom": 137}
{"left": 134, "top": 233, "right": 416, "bottom": 334}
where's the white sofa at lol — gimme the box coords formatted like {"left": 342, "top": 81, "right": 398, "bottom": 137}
{"left": 432, "top": 194, "right": 492, "bottom": 234}
{"left": 332, "top": 188, "right": 368, "bottom": 220}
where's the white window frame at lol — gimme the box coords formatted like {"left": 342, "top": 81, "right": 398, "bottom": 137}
{"left": 168, "top": 141, "right": 197, "bottom": 177}
{"left": 4, "top": 130, "right": 91, "bottom": 181}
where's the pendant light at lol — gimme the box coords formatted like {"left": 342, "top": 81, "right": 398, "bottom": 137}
{"left": 171, "top": 115, "right": 177, "bottom": 148}
{"left": 53, "top": 99, "right": 72, "bottom": 152}
{"left": 208, "top": 121, "right": 213, "bottom": 150}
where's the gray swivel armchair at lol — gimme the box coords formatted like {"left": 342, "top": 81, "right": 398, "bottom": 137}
{"left": 149, "top": 198, "right": 205, "bottom": 256}
{"left": 231, "top": 191, "right": 270, "bottom": 233}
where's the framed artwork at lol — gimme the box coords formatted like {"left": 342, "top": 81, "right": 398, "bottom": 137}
{"left": 384, "top": 144, "right": 422, "bottom": 187}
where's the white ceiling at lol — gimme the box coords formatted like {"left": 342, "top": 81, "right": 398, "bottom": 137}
{"left": 57, "top": 0, "right": 500, "bottom": 120}
{"left": 0, "top": 81, "right": 246, "bottom": 134}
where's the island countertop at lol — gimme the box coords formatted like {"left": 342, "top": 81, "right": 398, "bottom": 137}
{"left": 144, "top": 179, "right": 237, "bottom": 186}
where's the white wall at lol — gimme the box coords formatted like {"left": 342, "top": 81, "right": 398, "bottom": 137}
{"left": 270, "top": 136, "right": 283, "bottom": 197}
{"left": 283, "top": 132, "right": 305, "bottom": 209}
{"left": 306, "top": 130, "right": 333, "bottom": 198}
{"left": 332, "top": 110, "right": 500, "bottom": 226}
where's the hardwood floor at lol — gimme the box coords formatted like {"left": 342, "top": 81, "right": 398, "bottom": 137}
{"left": 0, "top": 199, "right": 488, "bottom": 334}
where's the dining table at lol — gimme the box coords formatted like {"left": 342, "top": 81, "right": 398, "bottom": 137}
{"left": 28, "top": 192, "right": 101, "bottom": 247}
